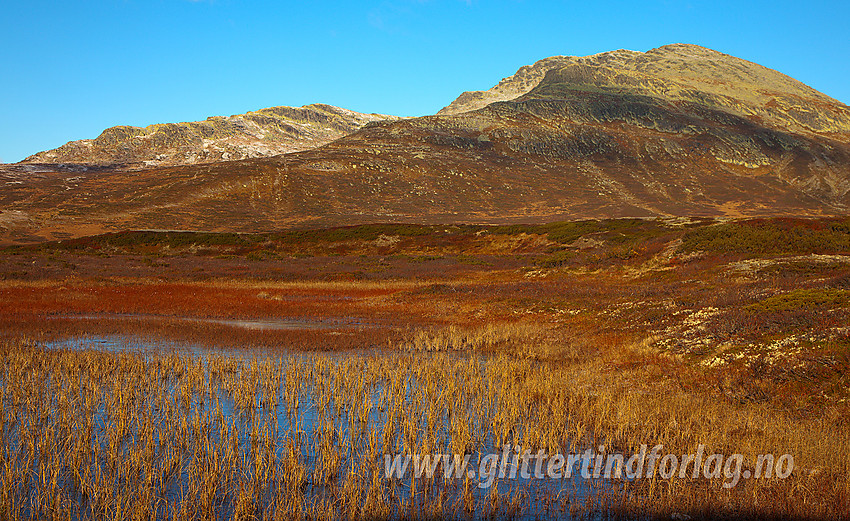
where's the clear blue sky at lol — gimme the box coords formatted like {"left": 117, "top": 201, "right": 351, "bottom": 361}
{"left": 1, "top": 0, "right": 848, "bottom": 163}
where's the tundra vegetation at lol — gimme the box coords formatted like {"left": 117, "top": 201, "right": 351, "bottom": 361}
{"left": 0, "top": 217, "right": 848, "bottom": 520}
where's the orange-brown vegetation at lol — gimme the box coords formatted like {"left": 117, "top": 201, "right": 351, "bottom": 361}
{"left": 0, "top": 217, "right": 849, "bottom": 518}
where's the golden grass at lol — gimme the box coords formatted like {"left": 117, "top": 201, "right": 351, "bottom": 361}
{"left": 0, "top": 331, "right": 846, "bottom": 520}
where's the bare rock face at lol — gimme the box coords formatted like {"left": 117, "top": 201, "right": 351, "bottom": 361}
{"left": 4, "top": 44, "right": 850, "bottom": 244}
{"left": 22, "top": 104, "right": 401, "bottom": 167}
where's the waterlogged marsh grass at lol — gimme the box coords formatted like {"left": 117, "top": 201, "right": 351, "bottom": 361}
{"left": 2, "top": 334, "right": 847, "bottom": 520}
{"left": 0, "top": 340, "right": 609, "bottom": 521}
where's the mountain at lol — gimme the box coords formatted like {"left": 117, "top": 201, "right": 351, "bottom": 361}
{"left": 438, "top": 45, "right": 850, "bottom": 134}
{"left": 3, "top": 44, "right": 850, "bottom": 244}
{"left": 22, "top": 104, "right": 400, "bottom": 167}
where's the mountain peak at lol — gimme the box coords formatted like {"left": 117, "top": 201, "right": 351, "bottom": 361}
{"left": 438, "top": 44, "right": 848, "bottom": 125}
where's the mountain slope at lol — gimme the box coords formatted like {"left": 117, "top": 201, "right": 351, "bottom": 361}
{"left": 22, "top": 104, "right": 400, "bottom": 167}
{"left": 437, "top": 54, "right": 581, "bottom": 115}
{"left": 3, "top": 44, "right": 849, "bottom": 244}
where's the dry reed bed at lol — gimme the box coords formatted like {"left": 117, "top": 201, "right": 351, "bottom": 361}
{"left": 0, "top": 340, "right": 591, "bottom": 520}
{"left": 0, "top": 333, "right": 846, "bottom": 520}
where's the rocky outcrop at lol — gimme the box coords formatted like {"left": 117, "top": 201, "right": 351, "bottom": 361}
{"left": 23, "top": 104, "right": 401, "bottom": 167}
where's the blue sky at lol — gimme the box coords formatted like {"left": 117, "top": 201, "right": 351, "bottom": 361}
{"left": 1, "top": 0, "right": 848, "bottom": 163}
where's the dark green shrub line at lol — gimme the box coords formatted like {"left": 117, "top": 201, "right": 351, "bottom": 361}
{"left": 746, "top": 288, "right": 850, "bottom": 313}
{"left": 679, "top": 218, "right": 850, "bottom": 256}
{"left": 5, "top": 217, "right": 850, "bottom": 259}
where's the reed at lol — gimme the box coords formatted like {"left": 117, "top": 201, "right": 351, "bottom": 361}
{"left": 0, "top": 334, "right": 846, "bottom": 520}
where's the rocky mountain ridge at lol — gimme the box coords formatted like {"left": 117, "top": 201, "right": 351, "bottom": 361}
{"left": 22, "top": 104, "right": 400, "bottom": 167}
